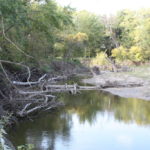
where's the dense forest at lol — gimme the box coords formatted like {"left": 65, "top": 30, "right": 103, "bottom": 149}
{"left": 1, "top": 0, "right": 150, "bottom": 67}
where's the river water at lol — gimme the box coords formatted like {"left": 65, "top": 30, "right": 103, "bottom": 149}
{"left": 9, "top": 90, "right": 150, "bottom": 150}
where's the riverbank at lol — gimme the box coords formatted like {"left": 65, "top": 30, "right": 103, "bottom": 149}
{"left": 83, "top": 65, "right": 150, "bottom": 100}
{"left": 0, "top": 60, "right": 91, "bottom": 149}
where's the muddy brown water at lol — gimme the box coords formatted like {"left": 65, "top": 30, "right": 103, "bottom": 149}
{"left": 8, "top": 90, "right": 150, "bottom": 150}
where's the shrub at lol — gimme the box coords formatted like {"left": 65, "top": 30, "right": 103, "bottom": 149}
{"left": 90, "top": 52, "right": 109, "bottom": 66}
{"left": 111, "top": 46, "right": 128, "bottom": 62}
{"left": 129, "top": 46, "right": 143, "bottom": 62}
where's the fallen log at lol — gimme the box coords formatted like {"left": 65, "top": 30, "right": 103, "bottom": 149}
{"left": 12, "top": 74, "right": 47, "bottom": 85}
{"left": 46, "top": 84, "right": 98, "bottom": 90}
{"left": 46, "top": 84, "right": 76, "bottom": 88}
{"left": 19, "top": 84, "right": 98, "bottom": 96}
{"left": 79, "top": 86, "right": 98, "bottom": 90}
{"left": 48, "top": 76, "right": 67, "bottom": 82}
{"left": 18, "top": 90, "right": 56, "bottom": 97}
{"left": 12, "top": 75, "right": 67, "bottom": 86}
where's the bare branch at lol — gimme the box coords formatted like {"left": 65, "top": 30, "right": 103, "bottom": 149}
{"left": 0, "top": 61, "right": 19, "bottom": 90}
{"left": 12, "top": 74, "right": 47, "bottom": 85}
{"left": 0, "top": 90, "right": 7, "bottom": 99}
{"left": 48, "top": 76, "right": 67, "bottom": 82}
{"left": 20, "top": 103, "right": 32, "bottom": 115}
{"left": 19, "top": 90, "right": 55, "bottom": 97}
{"left": 0, "top": 60, "right": 31, "bottom": 83}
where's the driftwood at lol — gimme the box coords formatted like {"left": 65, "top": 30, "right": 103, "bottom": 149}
{"left": 17, "top": 100, "right": 62, "bottom": 117}
{"left": 0, "top": 60, "right": 98, "bottom": 119}
{"left": 15, "top": 80, "right": 98, "bottom": 117}
{"left": 13, "top": 74, "right": 47, "bottom": 85}
{"left": 48, "top": 75, "right": 67, "bottom": 82}
{"left": 12, "top": 75, "right": 68, "bottom": 86}
{"left": 46, "top": 84, "right": 97, "bottom": 90}
{"left": 14, "top": 77, "right": 98, "bottom": 118}
{"left": 18, "top": 84, "right": 98, "bottom": 96}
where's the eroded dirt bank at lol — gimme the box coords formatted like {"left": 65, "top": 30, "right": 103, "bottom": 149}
{"left": 83, "top": 72, "right": 150, "bottom": 100}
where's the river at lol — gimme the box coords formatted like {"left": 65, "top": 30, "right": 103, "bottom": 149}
{"left": 8, "top": 90, "right": 150, "bottom": 150}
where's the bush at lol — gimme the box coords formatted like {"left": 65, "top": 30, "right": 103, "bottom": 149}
{"left": 111, "top": 45, "right": 149, "bottom": 63}
{"left": 111, "top": 46, "right": 128, "bottom": 62}
{"left": 129, "top": 46, "right": 143, "bottom": 62}
{"left": 90, "top": 52, "right": 109, "bottom": 66}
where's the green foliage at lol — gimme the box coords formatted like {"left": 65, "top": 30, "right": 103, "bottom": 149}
{"left": 129, "top": 46, "right": 143, "bottom": 62}
{"left": 90, "top": 51, "right": 109, "bottom": 66}
{"left": 0, "top": 0, "right": 29, "bottom": 25}
{"left": 73, "top": 11, "right": 106, "bottom": 56}
{"left": 58, "top": 32, "right": 89, "bottom": 59}
{"left": 112, "top": 46, "right": 128, "bottom": 61}
{"left": 114, "top": 9, "right": 138, "bottom": 48}
{"left": 0, "top": 0, "right": 74, "bottom": 64}
{"left": 73, "top": 32, "right": 88, "bottom": 42}
{"left": 112, "top": 45, "right": 147, "bottom": 63}
{"left": 111, "top": 9, "right": 150, "bottom": 63}
{"left": 17, "top": 144, "right": 34, "bottom": 150}
{"left": 0, "top": 0, "right": 150, "bottom": 71}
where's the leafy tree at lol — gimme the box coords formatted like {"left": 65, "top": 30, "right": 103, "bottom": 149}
{"left": 0, "top": 0, "right": 74, "bottom": 65}
{"left": 115, "top": 10, "right": 138, "bottom": 48}
{"left": 61, "top": 32, "right": 88, "bottom": 59}
{"left": 110, "top": 9, "right": 150, "bottom": 63}
{"left": 73, "top": 11, "right": 106, "bottom": 57}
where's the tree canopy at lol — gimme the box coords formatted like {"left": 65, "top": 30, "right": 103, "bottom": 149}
{"left": 0, "top": 0, "right": 150, "bottom": 68}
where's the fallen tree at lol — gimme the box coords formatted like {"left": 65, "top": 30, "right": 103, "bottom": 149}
{"left": 0, "top": 59, "right": 97, "bottom": 119}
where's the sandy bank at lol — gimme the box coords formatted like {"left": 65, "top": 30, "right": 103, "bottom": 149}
{"left": 83, "top": 72, "right": 150, "bottom": 100}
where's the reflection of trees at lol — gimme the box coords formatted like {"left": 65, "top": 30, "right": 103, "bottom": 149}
{"left": 9, "top": 90, "right": 150, "bottom": 149}
{"left": 61, "top": 91, "right": 150, "bottom": 126}
{"left": 62, "top": 91, "right": 107, "bottom": 124}
{"left": 9, "top": 111, "right": 72, "bottom": 150}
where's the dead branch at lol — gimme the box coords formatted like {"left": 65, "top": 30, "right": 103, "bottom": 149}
{"left": 0, "top": 61, "right": 19, "bottom": 90}
{"left": 0, "top": 90, "right": 7, "bottom": 99}
{"left": 13, "top": 74, "right": 47, "bottom": 86}
{"left": 18, "top": 84, "right": 98, "bottom": 97}
{"left": 0, "top": 60, "right": 31, "bottom": 83}
{"left": 17, "top": 100, "right": 62, "bottom": 117}
{"left": 48, "top": 76, "right": 67, "bottom": 82}
{"left": 19, "top": 103, "right": 32, "bottom": 116}
{"left": 18, "top": 90, "right": 56, "bottom": 97}
{"left": 105, "top": 57, "right": 118, "bottom": 72}
{"left": 46, "top": 84, "right": 97, "bottom": 90}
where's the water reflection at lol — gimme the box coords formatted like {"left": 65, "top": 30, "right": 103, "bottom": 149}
{"left": 61, "top": 91, "right": 150, "bottom": 125}
{"left": 9, "top": 91, "right": 150, "bottom": 150}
